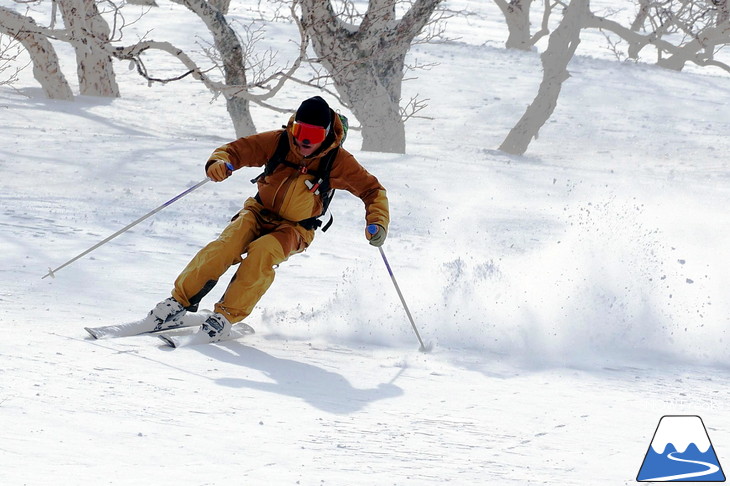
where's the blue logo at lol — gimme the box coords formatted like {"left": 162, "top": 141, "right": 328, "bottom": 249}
{"left": 637, "top": 415, "right": 725, "bottom": 482}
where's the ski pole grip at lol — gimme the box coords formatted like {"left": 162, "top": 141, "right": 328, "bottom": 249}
{"left": 225, "top": 162, "right": 235, "bottom": 171}
{"left": 367, "top": 224, "right": 379, "bottom": 235}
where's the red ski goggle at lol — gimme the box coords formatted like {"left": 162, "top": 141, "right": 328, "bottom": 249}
{"left": 291, "top": 121, "right": 328, "bottom": 145}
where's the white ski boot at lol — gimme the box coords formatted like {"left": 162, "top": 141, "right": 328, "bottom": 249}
{"left": 199, "top": 312, "right": 232, "bottom": 342}
{"left": 143, "top": 297, "right": 187, "bottom": 332}
{"left": 158, "top": 312, "right": 234, "bottom": 347}
{"left": 85, "top": 297, "right": 187, "bottom": 339}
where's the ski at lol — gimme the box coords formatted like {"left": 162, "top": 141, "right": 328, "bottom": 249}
{"left": 158, "top": 322, "right": 256, "bottom": 348}
{"left": 84, "top": 311, "right": 212, "bottom": 339}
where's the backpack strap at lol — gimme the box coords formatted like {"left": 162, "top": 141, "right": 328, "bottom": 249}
{"left": 250, "top": 130, "right": 291, "bottom": 184}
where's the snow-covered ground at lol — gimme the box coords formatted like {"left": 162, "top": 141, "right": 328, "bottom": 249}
{"left": 2, "top": 1, "right": 730, "bottom": 484}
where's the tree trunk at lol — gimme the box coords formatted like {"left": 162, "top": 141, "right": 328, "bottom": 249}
{"left": 630, "top": 0, "right": 651, "bottom": 32}
{"left": 57, "top": 0, "right": 120, "bottom": 97}
{"left": 298, "top": 0, "right": 442, "bottom": 154}
{"left": 718, "top": 0, "right": 730, "bottom": 26}
{"left": 344, "top": 66, "right": 406, "bottom": 153}
{"left": 340, "top": 61, "right": 406, "bottom": 153}
{"left": 495, "top": 0, "right": 535, "bottom": 50}
{"left": 174, "top": 0, "right": 256, "bottom": 137}
{"left": 226, "top": 96, "right": 256, "bottom": 138}
{"left": 499, "top": 0, "right": 588, "bottom": 155}
{"left": 657, "top": 21, "right": 730, "bottom": 71}
{"left": 656, "top": 50, "right": 692, "bottom": 71}
{"left": 0, "top": 6, "right": 74, "bottom": 100}
{"left": 706, "top": 2, "right": 730, "bottom": 57}
{"left": 209, "top": 0, "right": 231, "bottom": 15}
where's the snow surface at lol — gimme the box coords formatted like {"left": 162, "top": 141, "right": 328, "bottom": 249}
{"left": 2, "top": 1, "right": 730, "bottom": 484}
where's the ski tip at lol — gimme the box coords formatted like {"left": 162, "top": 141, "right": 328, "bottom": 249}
{"left": 84, "top": 327, "right": 100, "bottom": 340}
{"left": 158, "top": 334, "right": 178, "bottom": 348}
{"left": 240, "top": 323, "right": 256, "bottom": 335}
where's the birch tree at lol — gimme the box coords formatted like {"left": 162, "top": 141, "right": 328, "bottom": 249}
{"left": 114, "top": 0, "right": 307, "bottom": 137}
{"left": 499, "top": 0, "right": 589, "bottom": 155}
{"left": 0, "top": 0, "right": 119, "bottom": 99}
{"left": 296, "top": 0, "right": 445, "bottom": 154}
{"left": 57, "top": 0, "right": 120, "bottom": 97}
{"left": 646, "top": 0, "right": 730, "bottom": 71}
{"left": 494, "top": 0, "right": 555, "bottom": 50}
{"left": 586, "top": 0, "right": 730, "bottom": 73}
{"left": 171, "top": 0, "right": 255, "bottom": 136}
{"left": 0, "top": 6, "right": 74, "bottom": 100}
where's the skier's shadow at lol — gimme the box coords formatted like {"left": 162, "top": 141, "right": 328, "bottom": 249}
{"left": 193, "top": 342, "right": 403, "bottom": 414}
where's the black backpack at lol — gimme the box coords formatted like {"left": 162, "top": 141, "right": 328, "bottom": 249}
{"left": 251, "top": 114, "right": 348, "bottom": 232}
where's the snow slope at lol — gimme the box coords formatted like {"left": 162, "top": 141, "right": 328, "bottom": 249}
{"left": 2, "top": 1, "right": 730, "bottom": 484}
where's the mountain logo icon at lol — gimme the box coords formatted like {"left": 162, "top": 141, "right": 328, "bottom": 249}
{"left": 637, "top": 415, "right": 726, "bottom": 482}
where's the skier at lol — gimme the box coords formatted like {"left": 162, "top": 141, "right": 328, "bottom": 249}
{"left": 140, "top": 96, "right": 389, "bottom": 343}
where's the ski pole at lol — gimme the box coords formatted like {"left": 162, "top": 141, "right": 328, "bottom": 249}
{"left": 42, "top": 166, "right": 231, "bottom": 280}
{"left": 368, "top": 225, "right": 432, "bottom": 353}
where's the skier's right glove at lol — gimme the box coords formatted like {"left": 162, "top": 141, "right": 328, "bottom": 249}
{"left": 206, "top": 160, "right": 233, "bottom": 182}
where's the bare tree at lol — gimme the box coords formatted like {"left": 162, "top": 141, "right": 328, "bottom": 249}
{"left": 113, "top": 1, "right": 308, "bottom": 137}
{"left": 653, "top": 0, "right": 730, "bottom": 70}
{"left": 0, "top": 0, "right": 121, "bottom": 98}
{"left": 57, "top": 0, "right": 120, "bottom": 97}
{"left": 586, "top": 1, "right": 730, "bottom": 73}
{"left": 494, "top": 0, "right": 556, "bottom": 50}
{"left": 0, "top": 6, "right": 74, "bottom": 100}
{"left": 499, "top": 0, "right": 589, "bottom": 155}
{"left": 296, "top": 0, "right": 445, "bottom": 154}
{"left": 172, "top": 0, "right": 256, "bottom": 136}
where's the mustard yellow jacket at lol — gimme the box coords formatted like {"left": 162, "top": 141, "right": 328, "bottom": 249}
{"left": 206, "top": 114, "right": 389, "bottom": 230}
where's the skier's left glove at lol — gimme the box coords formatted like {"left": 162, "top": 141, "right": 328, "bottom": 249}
{"left": 366, "top": 224, "right": 387, "bottom": 247}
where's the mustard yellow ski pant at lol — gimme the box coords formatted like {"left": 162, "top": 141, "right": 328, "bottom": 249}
{"left": 171, "top": 198, "right": 314, "bottom": 323}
